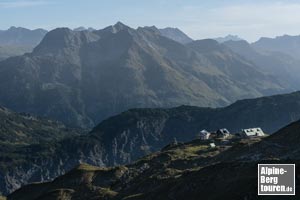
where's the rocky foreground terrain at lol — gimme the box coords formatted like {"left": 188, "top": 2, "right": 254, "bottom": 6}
{"left": 6, "top": 120, "right": 300, "bottom": 200}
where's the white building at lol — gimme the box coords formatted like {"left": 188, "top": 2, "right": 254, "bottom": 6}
{"left": 198, "top": 130, "right": 211, "bottom": 140}
{"left": 216, "top": 128, "right": 230, "bottom": 139}
{"left": 241, "top": 128, "right": 265, "bottom": 137}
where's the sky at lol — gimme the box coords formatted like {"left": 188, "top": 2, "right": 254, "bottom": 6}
{"left": 1, "top": 0, "right": 300, "bottom": 42}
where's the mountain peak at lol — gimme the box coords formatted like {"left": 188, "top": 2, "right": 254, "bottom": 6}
{"left": 137, "top": 25, "right": 161, "bottom": 35}
{"left": 214, "top": 35, "right": 243, "bottom": 43}
{"left": 111, "top": 21, "right": 130, "bottom": 32}
{"left": 141, "top": 25, "right": 159, "bottom": 31}
{"left": 99, "top": 22, "right": 133, "bottom": 35}
{"left": 8, "top": 26, "right": 24, "bottom": 30}
{"left": 114, "top": 21, "right": 126, "bottom": 26}
{"left": 37, "top": 27, "right": 72, "bottom": 41}
{"left": 224, "top": 39, "right": 250, "bottom": 46}
{"left": 33, "top": 27, "right": 76, "bottom": 54}
{"left": 73, "top": 26, "right": 86, "bottom": 31}
{"left": 159, "top": 27, "right": 193, "bottom": 44}
{"left": 187, "top": 39, "right": 223, "bottom": 53}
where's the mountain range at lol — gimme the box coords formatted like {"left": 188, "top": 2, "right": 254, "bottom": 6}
{"left": 0, "top": 27, "right": 47, "bottom": 61}
{"left": 0, "top": 22, "right": 291, "bottom": 128}
{"left": 224, "top": 40, "right": 300, "bottom": 89}
{"left": 1, "top": 23, "right": 300, "bottom": 199}
{"left": 0, "top": 27, "right": 47, "bottom": 46}
{"left": 7, "top": 119, "right": 300, "bottom": 200}
{"left": 252, "top": 34, "right": 300, "bottom": 59}
{"left": 1, "top": 91, "right": 300, "bottom": 195}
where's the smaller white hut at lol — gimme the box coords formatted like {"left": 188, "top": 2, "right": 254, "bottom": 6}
{"left": 198, "top": 129, "right": 211, "bottom": 140}
{"left": 216, "top": 128, "right": 230, "bottom": 139}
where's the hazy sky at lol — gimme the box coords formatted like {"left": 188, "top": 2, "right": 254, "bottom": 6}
{"left": 1, "top": 0, "right": 300, "bottom": 42}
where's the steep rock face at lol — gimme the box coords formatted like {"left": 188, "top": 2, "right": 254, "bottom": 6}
{"left": 0, "top": 23, "right": 287, "bottom": 128}
{"left": 0, "top": 140, "right": 106, "bottom": 196}
{"left": 89, "top": 106, "right": 214, "bottom": 166}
